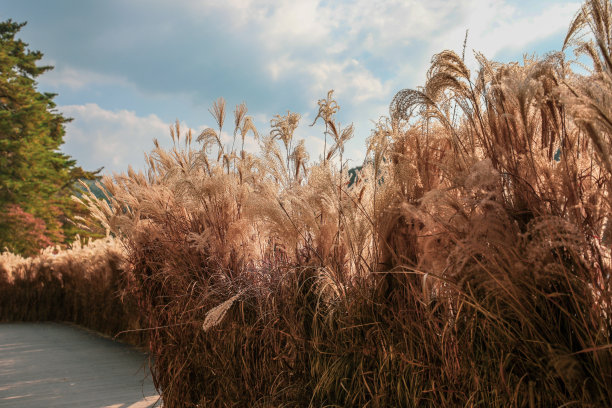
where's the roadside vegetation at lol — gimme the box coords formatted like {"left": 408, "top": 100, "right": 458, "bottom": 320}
{"left": 0, "top": 236, "right": 143, "bottom": 345}
{"left": 0, "top": 20, "right": 101, "bottom": 256}
{"left": 75, "top": 1, "right": 612, "bottom": 406}
{"left": 2, "top": 0, "right": 611, "bottom": 406}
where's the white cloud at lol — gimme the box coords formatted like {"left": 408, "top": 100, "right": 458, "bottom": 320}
{"left": 262, "top": 1, "right": 330, "bottom": 48}
{"left": 40, "top": 66, "right": 130, "bottom": 91}
{"left": 185, "top": 0, "right": 578, "bottom": 74}
{"left": 40, "top": 0, "right": 582, "bottom": 171}
{"left": 60, "top": 103, "right": 171, "bottom": 174}
{"left": 302, "top": 60, "right": 390, "bottom": 103}
{"left": 267, "top": 55, "right": 297, "bottom": 81}
{"left": 188, "top": 0, "right": 579, "bottom": 117}
{"left": 180, "top": 0, "right": 331, "bottom": 45}
{"left": 435, "top": 1, "right": 581, "bottom": 69}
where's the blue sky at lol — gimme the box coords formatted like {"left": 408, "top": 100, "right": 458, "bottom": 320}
{"left": 1, "top": 0, "right": 582, "bottom": 174}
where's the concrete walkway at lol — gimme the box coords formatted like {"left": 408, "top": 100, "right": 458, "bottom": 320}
{"left": 0, "top": 322, "right": 160, "bottom": 408}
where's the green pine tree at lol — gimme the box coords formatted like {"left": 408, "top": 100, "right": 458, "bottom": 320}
{"left": 0, "top": 19, "right": 99, "bottom": 255}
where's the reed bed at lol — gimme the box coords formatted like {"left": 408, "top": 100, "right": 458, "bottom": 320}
{"left": 74, "top": 1, "right": 612, "bottom": 406}
{"left": 0, "top": 236, "right": 144, "bottom": 345}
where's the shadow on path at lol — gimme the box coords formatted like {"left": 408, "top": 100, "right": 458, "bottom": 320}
{"left": 0, "top": 322, "right": 160, "bottom": 408}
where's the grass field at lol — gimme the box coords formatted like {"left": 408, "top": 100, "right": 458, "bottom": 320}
{"left": 4, "top": 0, "right": 612, "bottom": 406}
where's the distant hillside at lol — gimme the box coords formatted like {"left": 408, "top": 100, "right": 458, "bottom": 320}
{"left": 73, "top": 179, "right": 110, "bottom": 202}
{"left": 347, "top": 165, "right": 361, "bottom": 187}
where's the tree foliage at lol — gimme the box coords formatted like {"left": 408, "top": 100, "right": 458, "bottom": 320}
{"left": 0, "top": 19, "right": 98, "bottom": 255}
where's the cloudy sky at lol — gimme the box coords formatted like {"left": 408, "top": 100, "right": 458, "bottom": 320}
{"left": 2, "top": 0, "right": 581, "bottom": 174}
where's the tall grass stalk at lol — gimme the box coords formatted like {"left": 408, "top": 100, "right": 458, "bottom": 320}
{"left": 77, "top": 2, "right": 611, "bottom": 405}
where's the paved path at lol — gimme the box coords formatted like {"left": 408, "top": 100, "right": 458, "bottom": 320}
{"left": 0, "top": 322, "right": 160, "bottom": 408}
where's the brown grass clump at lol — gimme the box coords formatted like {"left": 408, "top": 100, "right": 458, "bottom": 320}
{"left": 0, "top": 236, "right": 144, "bottom": 345}
{"left": 77, "top": 1, "right": 611, "bottom": 406}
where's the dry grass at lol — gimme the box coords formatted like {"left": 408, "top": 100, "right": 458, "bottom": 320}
{"left": 0, "top": 236, "right": 144, "bottom": 345}
{"left": 63, "top": 1, "right": 612, "bottom": 406}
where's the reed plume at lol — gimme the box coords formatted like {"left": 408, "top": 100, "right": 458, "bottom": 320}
{"left": 70, "top": 2, "right": 612, "bottom": 405}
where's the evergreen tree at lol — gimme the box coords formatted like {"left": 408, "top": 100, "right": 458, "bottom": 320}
{"left": 0, "top": 19, "right": 98, "bottom": 255}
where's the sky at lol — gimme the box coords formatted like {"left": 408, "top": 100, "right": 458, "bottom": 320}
{"left": 1, "top": 0, "right": 582, "bottom": 175}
